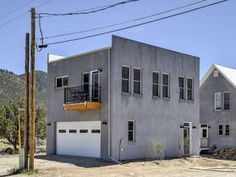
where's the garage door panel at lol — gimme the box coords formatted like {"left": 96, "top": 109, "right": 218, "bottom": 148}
{"left": 56, "top": 121, "right": 101, "bottom": 158}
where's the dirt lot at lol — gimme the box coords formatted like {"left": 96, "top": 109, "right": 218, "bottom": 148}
{"left": 0, "top": 154, "right": 236, "bottom": 177}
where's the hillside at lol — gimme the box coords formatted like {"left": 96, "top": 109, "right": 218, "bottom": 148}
{"left": 0, "top": 69, "right": 47, "bottom": 105}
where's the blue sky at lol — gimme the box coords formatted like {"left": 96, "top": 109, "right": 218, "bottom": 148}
{"left": 0, "top": 0, "right": 235, "bottom": 78}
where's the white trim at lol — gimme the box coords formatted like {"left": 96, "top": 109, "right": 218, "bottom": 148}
{"left": 182, "top": 122, "right": 192, "bottom": 155}
{"left": 218, "top": 124, "right": 224, "bottom": 136}
{"left": 200, "top": 64, "right": 236, "bottom": 88}
{"left": 200, "top": 124, "right": 208, "bottom": 138}
{"left": 186, "top": 77, "right": 194, "bottom": 101}
{"left": 162, "top": 73, "right": 170, "bottom": 98}
{"left": 55, "top": 75, "right": 69, "bottom": 88}
{"left": 121, "top": 65, "right": 131, "bottom": 93}
{"left": 152, "top": 71, "right": 161, "bottom": 97}
{"left": 48, "top": 47, "right": 111, "bottom": 63}
{"left": 223, "top": 91, "right": 230, "bottom": 110}
{"left": 133, "top": 67, "right": 142, "bottom": 95}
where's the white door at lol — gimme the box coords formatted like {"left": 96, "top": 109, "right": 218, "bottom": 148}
{"left": 56, "top": 121, "right": 101, "bottom": 158}
{"left": 200, "top": 124, "right": 208, "bottom": 148}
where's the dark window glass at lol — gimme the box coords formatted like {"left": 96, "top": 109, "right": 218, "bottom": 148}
{"left": 223, "top": 92, "right": 230, "bottom": 110}
{"left": 179, "top": 77, "right": 185, "bottom": 100}
{"left": 187, "top": 78, "right": 193, "bottom": 100}
{"left": 56, "top": 78, "right": 62, "bottom": 88}
{"left": 133, "top": 68, "right": 141, "bottom": 94}
{"left": 128, "top": 121, "right": 134, "bottom": 142}
{"left": 91, "top": 129, "right": 101, "bottom": 133}
{"left": 202, "top": 129, "right": 207, "bottom": 138}
{"left": 218, "top": 125, "right": 223, "bottom": 135}
{"left": 69, "top": 129, "right": 77, "bottom": 133}
{"left": 225, "top": 125, "right": 230, "bottom": 136}
{"left": 153, "top": 72, "right": 160, "bottom": 97}
{"left": 59, "top": 129, "right": 66, "bottom": 133}
{"left": 122, "top": 66, "right": 130, "bottom": 93}
{"left": 80, "top": 129, "right": 88, "bottom": 133}
{"left": 162, "top": 74, "right": 169, "bottom": 98}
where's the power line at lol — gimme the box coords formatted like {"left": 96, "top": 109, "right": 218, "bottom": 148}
{"left": 0, "top": 0, "right": 36, "bottom": 20}
{"left": 38, "top": 0, "right": 140, "bottom": 17}
{"left": 42, "top": 0, "right": 229, "bottom": 47}
{"left": 41, "top": 0, "right": 208, "bottom": 40}
{"left": 0, "top": 0, "right": 55, "bottom": 29}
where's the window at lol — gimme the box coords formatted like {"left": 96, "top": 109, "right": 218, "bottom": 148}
{"left": 69, "top": 129, "right": 77, "bottom": 133}
{"left": 91, "top": 129, "right": 101, "bottom": 133}
{"left": 152, "top": 72, "right": 160, "bottom": 97}
{"left": 223, "top": 92, "right": 230, "bottom": 110}
{"left": 215, "top": 92, "right": 222, "bottom": 111}
{"left": 80, "top": 129, "right": 88, "bottom": 133}
{"left": 82, "top": 72, "right": 89, "bottom": 92}
{"left": 59, "top": 129, "right": 66, "bottom": 133}
{"left": 133, "top": 68, "right": 141, "bottom": 94}
{"left": 218, "top": 125, "right": 223, "bottom": 135}
{"left": 201, "top": 124, "right": 208, "bottom": 138}
{"left": 122, "top": 66, "right": 130, "bottom": 93}
{"left": 225, "top": 125, "right": 230, "bottom": 136}
{"left": 187, "top": 78, "right": 193, "bottom": 101}
{"left": 179, "top": 77, "right": 185, "bottom": 100}
{"left": 214, "top": 70, "right": 218, "bottom": 77}
{"left": 162, "top": 73, "right": 169, "bottom": 98}
{"left": 56, "top": 76, "right": 68, "bottom": 88}
{"left": 128, "top": 121, "right": 135, "bottom": 142}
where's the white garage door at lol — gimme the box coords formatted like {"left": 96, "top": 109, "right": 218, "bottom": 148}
{"left": 56, "top": 121, "right": 101, "bottom": 158}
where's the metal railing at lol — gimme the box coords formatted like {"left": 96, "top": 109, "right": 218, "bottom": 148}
{"left": 64, "top": 85, "right": 101, "bottom": 104}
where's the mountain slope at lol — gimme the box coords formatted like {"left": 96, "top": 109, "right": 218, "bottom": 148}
{"left": 0, "top": 69, "right": 47, "bottom": 105}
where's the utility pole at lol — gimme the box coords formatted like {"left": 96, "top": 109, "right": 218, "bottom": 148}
{"left": 24, "top": 33, "right": 30, "bottom": 169}
{"left": 29, "top": 8, "right": 36, "bottom": 171}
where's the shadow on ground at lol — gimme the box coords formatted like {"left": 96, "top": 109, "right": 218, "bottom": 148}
{"left": 35, "top": 154, "right": 115, "bottom": 168}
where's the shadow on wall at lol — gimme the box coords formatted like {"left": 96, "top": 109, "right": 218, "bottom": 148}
{"left": 35, "top": 154, "right": 115, "bottom": 168}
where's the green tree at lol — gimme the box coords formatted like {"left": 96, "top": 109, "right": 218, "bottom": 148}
{"left": 0, "top": 100, "right": 47, "bottom": 152}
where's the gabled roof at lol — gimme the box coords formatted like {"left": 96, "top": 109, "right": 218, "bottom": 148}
{"left": 200, "top": 64, "right": 236, "bottom": 88}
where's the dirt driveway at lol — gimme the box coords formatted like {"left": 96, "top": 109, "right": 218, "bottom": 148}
{"left": 0, "top": 154, "right": 236, "bottom": 177}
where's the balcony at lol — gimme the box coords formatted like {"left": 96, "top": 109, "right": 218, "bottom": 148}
{"left": 63, "top": 85, "right": 101, "bottom": 111}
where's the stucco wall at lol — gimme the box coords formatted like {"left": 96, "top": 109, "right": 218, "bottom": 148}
{"left": 47, "top": 49, "right": 109, "bottom": 159}
{"left": 110, "top": 36, "right": 200, "bottom": 160}
{"left": 200, "top": 71, "right": 236, "bottom": 148}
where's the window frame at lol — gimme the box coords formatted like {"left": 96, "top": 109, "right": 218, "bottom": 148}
{"left": 178, "top": 76, "right": 185, "bottom": 100}
{"left": 214, "top": 92, "right": 222, "bottom": 111}
{"left": 200, "top": 124, "right": 208, "bottom": 138}
{"left": 128, "top": 120, "right": 135, "bottom": 143}
{"left": 223, "top": 91, "right": 230, "bottom": 111}
{"left": 186, "top": 77, "right": 194, "bottom": 101}
{"left": 225, "top": 124, "right": 230, "bottom": 136}
{"left": 133, "top": 67, "right": 142, "bottom": 95}
{"left": 162, "top": 73, "right": 170, "bottom": 99}
{"left": 56, "top": 75, "right": 69, "bottom": 88}
{"left": 121, "top": 65, "right": 130, "bottom": 94}
{"left": 152, "top": 71, "right": 160, "bottom": 97}
{"left": 218, "top": 124, "right": 223, "bottom": 136}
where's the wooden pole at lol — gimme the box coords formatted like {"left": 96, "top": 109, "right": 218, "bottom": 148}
{"left": 24, "top": 33, "right": 30, "bottom": 169}
{"left": 18, "top": 114, "right": 21, "bottom": 152}
{"left": 29, "top": 8, "right": 36, "bottom": 171}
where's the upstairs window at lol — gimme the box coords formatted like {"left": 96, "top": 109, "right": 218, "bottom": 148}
{"left": 214, "top": 70, "right": 219, "bottom": 77}
{"left": 82, "top": 72, "right": 89, "bottom": 92}
{"left": 56, "top": 76, "right": 68, "bottom": 88}
{"left": 152, "top": 72, "right": 160, "bottom": 97}
{"left": 162, "top": 73, "right": 169, "bottom": 98}
{"left": 122, "top": 66, "right": 130, "bottom": 93}
{"left": 223, "top": 92, "right": 230, "bottom": 110}
{"left": 128, "top": 120, "right": 135, "bottom": 142}
{"left": 178, "top": 77, "right": 185, "bottom": 100}
{"left": 214, "top": 92, "right": 222, "bottom": 111}
{"left": 225, "top": 124, "right": 230, "bottom": 136}
{"left": 187, "top": 78, "right": 193, "bottom": 101}
{"left": 133, "top": 68, "right": 141, "bottom": 95}
{"left": 218, "top": 125, "right": 223, "bottom": 135}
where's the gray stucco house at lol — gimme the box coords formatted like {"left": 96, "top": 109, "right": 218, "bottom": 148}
{"left": 47, "top": 35, "right": 200, "bottom": 160}
{"left": 200, "top": 64, "right": 236, "bottom": 150}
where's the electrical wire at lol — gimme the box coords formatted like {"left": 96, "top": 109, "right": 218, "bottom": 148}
{"left": 41, "top": 0, "right": 208, "bottom": 40}
{"left": 0, "top": 0, "right": 36, "bottom": 20}
{"left": 0, "top": 0, "right": 55, "bottom": 29}
{"left": 38, "top": 0, "right": 140, "bottom": 17}
{"left": 41, "top": 0, "right": 229, "bottom": 46}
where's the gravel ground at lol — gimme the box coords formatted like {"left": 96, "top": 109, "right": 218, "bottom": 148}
{"left": 0, "top": 154, "right": 236, "bottom": 177}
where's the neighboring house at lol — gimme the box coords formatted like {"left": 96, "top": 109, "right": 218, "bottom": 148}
{"left": 47, "top": 35, "right": 200, "bottom": 160}
{"left": 200, "top": 64, "right": 236, "bottom": 150}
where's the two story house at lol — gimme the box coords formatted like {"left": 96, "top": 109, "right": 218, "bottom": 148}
{"left": 200, "top": 64, "right": 236, "bottom": 150}
{"left": 47, "top": 35, "right": 200, "bottom": 160}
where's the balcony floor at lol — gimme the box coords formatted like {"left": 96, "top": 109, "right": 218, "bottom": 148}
{"left": 63, "top": 101, "right": 102, "bottom": 111}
